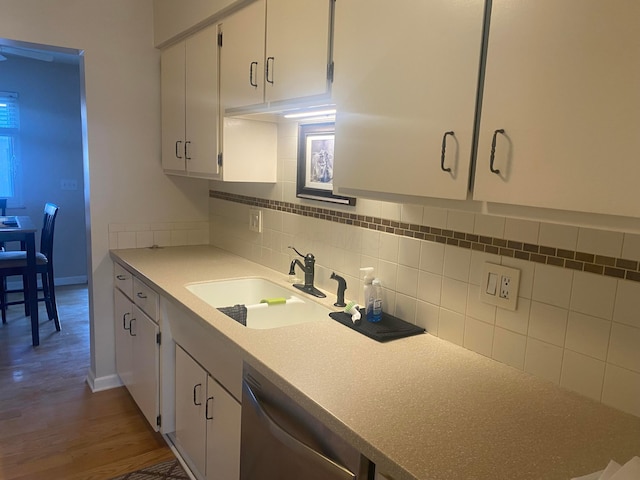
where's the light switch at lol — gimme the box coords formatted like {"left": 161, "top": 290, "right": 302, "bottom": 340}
{"left": 486, "top": 273, "right": 498, "bottom": 295}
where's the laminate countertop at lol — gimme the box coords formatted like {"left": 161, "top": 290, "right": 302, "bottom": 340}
{"left": 110, "top": 245, "right": 640, "bottom": 480}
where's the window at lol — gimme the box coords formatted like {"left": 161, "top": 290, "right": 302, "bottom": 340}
{"left": 0, "top": 92, "right": 22, "bottom": 206}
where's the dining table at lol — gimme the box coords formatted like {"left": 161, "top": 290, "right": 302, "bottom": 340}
{"left": 0, "top": 215, "right": 40, "bottom": 346}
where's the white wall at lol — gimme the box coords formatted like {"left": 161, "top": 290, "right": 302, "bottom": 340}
{"left": 0, "top": 56, "right": 86, "bottom": 283}
{"left": 0, "top": 0, "right": 210, "bottom": 387}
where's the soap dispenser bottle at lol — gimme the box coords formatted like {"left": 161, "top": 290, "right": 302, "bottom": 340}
{"left": 360, "top": 267, "right": 382, "bottom": 322}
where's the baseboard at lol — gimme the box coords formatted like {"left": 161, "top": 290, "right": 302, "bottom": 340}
{"left": 5, "top": 275, "right": 88, "bottom": 290}
{"left": 86, "top": 370, "right": 122, "bottom": 392}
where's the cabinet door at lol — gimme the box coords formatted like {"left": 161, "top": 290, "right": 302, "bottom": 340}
{"left": 332, "top": 0, "right": 484, "bottom": 200}
{"left": 264, "top": 0, "right": 332, "bottom": 103}
{"left": 161, "top": 41, "right": 187, "bottom": 172}
{"left": 206, "top": 375, "right": 241, "bottom": 480}
{"left": 114, "top": 288, "right": 133, "bottom": 388}
{"left": 175, "top": 346, "right": 208, "bottom": 477}
{"left": 219, "top": 0, "right": 266, "bottom": 111}
{"left": 473, "top": 0, "right": 640, "bottom": 217}
{"left": 130, "top": 305, "right": 160, "bottom": 431}
{"left": 185, "top": 24, "right": 220, "bottom": 177}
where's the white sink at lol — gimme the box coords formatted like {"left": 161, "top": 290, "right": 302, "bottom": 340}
{"left": 185, "top": 277, "right": 332, "bottom": 329}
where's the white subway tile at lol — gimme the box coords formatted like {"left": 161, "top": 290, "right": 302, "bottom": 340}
{"left": 360, "top": 230, "right": 380, "bottom": 258}
{"left": 466, "top": 285, "right": 496, "bottom": 325}
{"left": 602, "top": 364, "right": 640, "bottom": 417}
{"left": 423, "top": 206, "right": 448, "bottom": 229}
{"left": 524, "top": 338, "right": 564, "bottom": 384}
{"left": 417, "top": 271, "right": 442, "bottom": 306}
{"left": 153, "top": 230, "right": 171, "bottom": 247}
{"left": 416, "top": 300, "right": 439, "bottom": 334}
{"left": 528, "top": 301, "right": 569, "bottom": 347}
{"left": 398, "top": 237, "right": 421, "bottom": 267}
{"left": 621, "top": 233, "right": 640, "bottom": 260}
{"left": 504, "top": 218, "right": 540, "bottom": 244}
{"left": 492, "top": 327, "right": 526, "bottom": 370}
{"left": 613, "top": 280, "right": 640, "bottom": 329}
{"left": 570, "top": 271, "right": 617, "bottom": 320}
{"left": 379, "top": 232, "right": 399, "bottom": 262}
{"left": 394, "top": 293, "right": 417, "bottom": 323}
{"left": 117, "top": 231, "right": 136, "bottom": 249}
{"left": 532, "top": 264, "right": 573, "bottom": 309}
{"left": 378, "top": 260, "right": 398, "bottom": 291}
{"left": 577, "top": 228, "right": 624, "bottom": 258}
{"left": 443, "top": 245, "right": 471, "bottom": 281}
{"left": 495, "top": 298, "right": 530, "bottom": 335}
{"left": 441, "top": 278, "right": 468, "bottom": 314}
{"left": 401, "top": 204, "right": 424, "bottom": 225}
{"left": 538, "top": 222, "right": 579, "bottom": 251}
{"left": 565, "top": 311, "right": 611, "bottom": 361}
{"left": 396, "top": 265, "right": 419, "bottom": 298}
{"left": 560, "top": 350, "right": 606, "bottom": 401}
{"left": 381, "top": 201, "right": 402, "bottom": 222}
{"left": 438, "top": 308, "right": 465, "bottom": 346}
{"left": 419, "top": 241, "right": 445, "bottom": 274}
{"left": 464, "top": 316, "right": 494, "bottom": 357}
{"left": 474, "top": 214, "right": 505, "bottom": 238}
{"left": 108, "top": 232, "right": 119, "bottom": 250}
{"left": 170, "top": 230, "right": 188, "bottom": 246}
{"left": 608, "top": 323, "right": 640, "bottom": 373}
{"left": 469, "top": 250, "right": 501, "bottom": 286}
{"left": 447, "top": 210, "right": 475, "bottom": 233}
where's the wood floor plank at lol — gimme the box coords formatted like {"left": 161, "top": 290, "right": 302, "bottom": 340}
{"left": 0, "top": 285, "right": 175, "bottom": 480}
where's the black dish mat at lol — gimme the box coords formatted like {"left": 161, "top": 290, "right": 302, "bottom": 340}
{"left": 329, "top": 308, "right": 425, "bottom": 342}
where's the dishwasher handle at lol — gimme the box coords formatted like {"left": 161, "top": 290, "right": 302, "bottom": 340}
{"left": 243, "top": 380, "right": 356, "bottom": 480}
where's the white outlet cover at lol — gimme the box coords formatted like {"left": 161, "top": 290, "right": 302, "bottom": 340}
{"left": 480, "top": 262, "right": 520, "bottom": 311}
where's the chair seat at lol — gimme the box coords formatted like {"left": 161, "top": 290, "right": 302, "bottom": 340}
{"left": 0, "top": 251, "right": 48, "bottom": 268}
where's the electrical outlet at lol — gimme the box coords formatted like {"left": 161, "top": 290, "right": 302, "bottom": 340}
{"left": 480, "top": 263, "right": 520, "bottom": 311}
{"left": 249, "top": 209, "right": 262, "bottom": 233}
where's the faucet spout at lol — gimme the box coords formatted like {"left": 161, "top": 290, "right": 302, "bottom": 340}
{"left": 287, "top": 246, "right": 326, "bottom": 298}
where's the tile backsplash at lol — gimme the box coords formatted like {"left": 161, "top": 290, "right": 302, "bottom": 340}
{"left": 207, "top": 120, "right": 640, "bottom": 419}
{"left": 108, "top": 221, "right": 209, "bottom": 249}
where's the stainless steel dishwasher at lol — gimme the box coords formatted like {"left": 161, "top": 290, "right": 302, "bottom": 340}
{"left": 240, "top": 364, "right": 373, "bottom": 480}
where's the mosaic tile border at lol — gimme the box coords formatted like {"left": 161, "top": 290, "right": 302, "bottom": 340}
{"left": 210, "top": 190, "right": 640, "bottom": 283}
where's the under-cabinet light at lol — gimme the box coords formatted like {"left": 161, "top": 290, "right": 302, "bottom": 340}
{"left": 283, "top": 108, "right": 336, "bottom": 119}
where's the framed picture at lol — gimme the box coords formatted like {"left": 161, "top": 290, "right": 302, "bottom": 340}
{"left": 296, "top": 122, "right": 356, "bottom": 206}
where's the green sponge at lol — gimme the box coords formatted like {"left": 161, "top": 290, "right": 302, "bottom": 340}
{"left": 260, "top": 297, "right": 287, "bottom": 305}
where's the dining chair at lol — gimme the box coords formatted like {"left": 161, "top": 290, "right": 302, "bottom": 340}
{"left": 0, "top": 203, "right": 60, "bottom": 330}
{"left": 0, "top": 198, "right": 6, "bottom": 251}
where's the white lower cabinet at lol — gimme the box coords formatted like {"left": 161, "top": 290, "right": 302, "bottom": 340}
{"left": 114, "top": 277, "right": 160, "bottom": 431}
{"left": 175, "top": 345, "right": 241, "bottom": 480}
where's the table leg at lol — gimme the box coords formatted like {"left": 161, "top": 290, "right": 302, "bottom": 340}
{"left": 25, "top": 233, "right": 39, "bottom": 346}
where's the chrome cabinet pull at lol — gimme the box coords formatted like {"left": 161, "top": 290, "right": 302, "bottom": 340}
{"left": 123, "top": 312, "right": 131, "bottom": 331}
{"left": 490, "top": 129, "right": 505, "bottom": 174}
{"left": 249, "top": 61, "right": 258, "bottom": 87}
{"left": 205, "top": 396, "right": 214, "bottom": 420}
{"left": 266, "top": 56, "right": 275, "bottom": 84}
{"left": 175, "top": 140, "right": 183, "bottom": 159}
{"left": 441, "top": 131, "right": 454, "bottom": 172}
{"left": 128, "top": 318, "right": 136, "bottom": 336}
{"left": 193, "top": 383, "right": 202, "bottom": 406}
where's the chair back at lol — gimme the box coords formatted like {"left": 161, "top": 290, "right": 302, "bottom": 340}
{"left": 0, "top": 198, "right": 6, "bottom": 216}
{"left": 40, "top": 203, "right": 59, "bottom": 262}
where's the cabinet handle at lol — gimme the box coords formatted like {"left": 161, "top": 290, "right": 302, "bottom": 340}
{"left": 184, "top": 141, "right": 191, "bottom": 160}
{"left": 440, "top": 131, "right": 454, "bottom": 173}
{"left": 116, "top": 274, "right": 127, "bottom": 281}
{"left": 249, "top": 61, "right": 258, "bottom": 87}
{"left": 193, "top": 383, "right": 202, "bottom": 406}
{"left": 128, "top": 318, "right": 136, "bottom": 336}
{"left": 266, "top": 56, "right": 275, "bottom": 84}
{"left": 205, "top": 396, "right": 214, "bottom": 420}
{"left": 136, "top": 292, "right": 147, "bottom": 299}
{"left": 123, "top": 312, "right": 131, "bottom": 331}
{"left": 175, "top": 140, "right": 183, "bottom": 159}
{"left": 489, "top": 129, "right": 505, "bottom": 174}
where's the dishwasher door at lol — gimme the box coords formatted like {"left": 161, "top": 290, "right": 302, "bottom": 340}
{"left": 240, "top": 365, "right": 372, "bottom": 480}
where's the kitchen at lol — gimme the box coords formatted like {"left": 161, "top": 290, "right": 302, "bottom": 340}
{"left": 2, "top": 0, "right": 640, "bottom": 479}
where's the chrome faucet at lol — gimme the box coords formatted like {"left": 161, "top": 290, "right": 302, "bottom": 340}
{"left": 288, "top": 246, "right": 326, "bottom": 298}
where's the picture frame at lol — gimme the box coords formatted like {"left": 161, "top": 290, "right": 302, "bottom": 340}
{"left": 296, "top": 122, "right": 356, "bottom": 206}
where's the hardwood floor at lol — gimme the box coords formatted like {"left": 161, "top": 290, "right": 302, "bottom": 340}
{"left": 0, "top": 285, "right": 175, "bottom": 480}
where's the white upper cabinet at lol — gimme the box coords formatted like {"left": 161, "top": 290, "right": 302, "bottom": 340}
{"left": 220, "top": 0, "right": 334, "bottom": 111}
{"left": 473, "top": 0, "right": 640, "bottom": 218}
{"left": 332, "top": 0, "right": 486, "bottom": 201}
{"left": 161, "top": 24, "right": 220, "bottom": 178}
